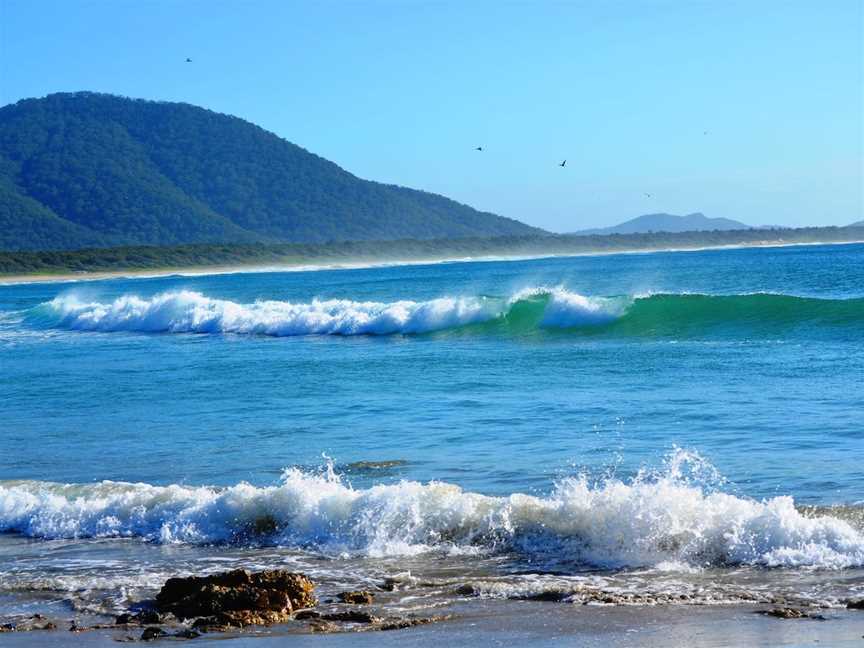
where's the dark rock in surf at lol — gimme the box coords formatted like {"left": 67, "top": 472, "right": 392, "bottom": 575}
{"left": 759, "top": 607, "right": 808, "bottom": 619}
{"left": 155, "top": 569, "right": 316, "bottom": 628}
{"left": 514, "top": 590, "right": 573, "bottom": 602}
{"left": 141, "top": 626, "right": 167, "bottom": 641}
{"left": 116, "top": 609, "right": 163, "bottom": 626}
{"left": 137, "top": 610, "right": 163, "bottom": 624}
{"left": 309, "top": 620, "right": 341, "bottom": 633}
{"left": 337, "top": 590, "right": 375, "bottom": 605}
{"left": 321, "top": 610, "right": 380, "bottom": 624}
{"left": 847, "top": 598, "right": 864, "bottom": 610}
{"left": 379, "top": 615, "right": 450, "bottom": 631}
{"left": 69, "top": 620, "right": 88, "bottom": 632}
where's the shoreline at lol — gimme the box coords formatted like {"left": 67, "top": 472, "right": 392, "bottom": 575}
{"left": 2, "top": 601, "right": 863, "bottom": 647}
{"left": 1, "top": 238, "right": 862, "bottom": 287}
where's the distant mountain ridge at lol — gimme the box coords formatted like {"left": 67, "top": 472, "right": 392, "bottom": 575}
{"left": 575, "top": 212, "right": 751, "bottom": 235}
{"left": 0, "top": 92, "right": 543, "bottom": 251}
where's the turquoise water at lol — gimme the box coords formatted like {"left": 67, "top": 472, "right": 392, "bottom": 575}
{"left": 1, "top": 243, "right": 863, "bottom": 618}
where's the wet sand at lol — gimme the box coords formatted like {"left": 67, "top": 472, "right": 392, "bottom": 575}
{"left": 2, "top": 601, "right": 862, "bottom": 647}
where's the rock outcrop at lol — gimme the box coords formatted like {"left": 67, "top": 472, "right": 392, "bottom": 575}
{"left": 155, "top": 569, "right": 316, "bottom": 628}
{"left": 337, "top": 591, "right": 375, "bottom": 605}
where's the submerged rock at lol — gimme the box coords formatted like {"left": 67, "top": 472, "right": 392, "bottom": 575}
{"left": 0, "top": 616, "right": 57, "bottom": 633}
{"left": 760, "top": 608, "right": 808, "bottom": 619}
{"left": 155, "top": 569, "right": 316, "bottom": 628}
{"left": 337, "top": 590, "right": 375, "bottom": 605}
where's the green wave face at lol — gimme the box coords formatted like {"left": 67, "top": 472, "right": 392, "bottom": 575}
{"left": 464, "top": 292, "right": 864, "bottom": 340}
{"left": 606, "top": 293, "right": 864, "bottom": 339}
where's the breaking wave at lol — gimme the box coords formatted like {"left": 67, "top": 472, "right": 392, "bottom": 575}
{"left": 1, "top": 451, "right": 862, "bottom": 570}
{"left": 29, "top": 288, "right": 864, "bottom": 338}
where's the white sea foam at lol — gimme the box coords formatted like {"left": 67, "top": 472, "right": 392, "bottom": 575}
{"left": 34, "top": 288, "right": 625, "bottom": 336}
{"left": 39, "top": 290, "right": 501, "bottom": 336}
{"left": 1, "top": 452, "right": 861, "bottom": 570}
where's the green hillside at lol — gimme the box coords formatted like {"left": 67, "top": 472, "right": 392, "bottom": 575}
{"left": 0, "top": 92, "right": 542, "bottom": 250}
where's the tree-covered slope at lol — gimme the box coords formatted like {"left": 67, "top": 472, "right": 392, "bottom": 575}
{"left": 0, "top": 92, "right": 542, "bottom": 250}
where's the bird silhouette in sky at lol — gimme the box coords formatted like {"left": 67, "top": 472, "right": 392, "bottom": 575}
{"left": 475, "top": 146, "right": 483, "bottom": 151}
{"left": 559, "top": 160, "right": 566, "bottom": 167}
{"left": 186, "top": 58, "right": 193, "bottom": 63}
{"left": 645, "top": 192, "right": 652, "bottom": 198}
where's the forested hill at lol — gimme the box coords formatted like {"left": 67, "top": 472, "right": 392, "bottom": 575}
{"left": 0, "top": 92, "right": 543, "bottom": 251}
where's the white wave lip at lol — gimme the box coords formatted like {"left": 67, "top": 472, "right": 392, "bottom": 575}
{"left": 510, "top": 286, "right": 627, "bottom": 328}
{"left": 1, "top": 459, "right": 862, "bottom": 569}
{"left": 41, "top": 290, "right": 500, "bottom": 336}
{"left": 36, "top": 287, "right": 627, "bottom": 336}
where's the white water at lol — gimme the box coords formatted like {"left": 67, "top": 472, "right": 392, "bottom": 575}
{"left": 1, "top": 452, "right": 861, "bottom": 570}
{"left": 35, "top": 288, "right": 623, "bottom": 336}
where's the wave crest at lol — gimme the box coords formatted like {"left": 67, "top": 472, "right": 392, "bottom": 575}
{"left": 36, "top": 290, "right": 500, "bottom": 336}
{"left": 28, "top": 288, "right": 864, "bottom": 337}
{"left": 1, "top": 452, "right": 861, "bottom": 570}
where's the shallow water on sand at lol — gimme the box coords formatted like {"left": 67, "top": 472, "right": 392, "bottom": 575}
{"left": 1, "top": 243, "right": 863, "bottom": 622}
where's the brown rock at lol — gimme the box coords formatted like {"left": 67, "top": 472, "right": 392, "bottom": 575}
{"left": 294, "top": 610, "right": 321, "bottom": 620}
{"left": 337, "top": 590, "right": 375, "bottom": 605}
{"left": 155, "top": 569, "right": 316, "bottom": 627}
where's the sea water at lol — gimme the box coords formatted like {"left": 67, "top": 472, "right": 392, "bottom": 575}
{"left": 1, "top": 243, "right": 862, "bottom": 618}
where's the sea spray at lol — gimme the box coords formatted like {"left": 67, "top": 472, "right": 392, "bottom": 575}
{"left": 1, "top": 450, "right": 862, "bottom": 569}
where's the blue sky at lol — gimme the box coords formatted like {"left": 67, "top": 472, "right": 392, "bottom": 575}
{"left": 1, "top": 0, "right": 862, "bottom": 232}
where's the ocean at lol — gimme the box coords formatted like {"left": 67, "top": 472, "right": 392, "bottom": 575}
{"left": 1, "top": 243, "right": 863, "bottom": 633}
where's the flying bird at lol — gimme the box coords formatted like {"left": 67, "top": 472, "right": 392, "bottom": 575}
{"left": 475, "top": 146, "right": 483, "bottom": 151}
{"left": 185, "top": 58, "right": 193, "bottom": 63}
{"left": 644, "top": 192, "right": 652, "bottom": 198}
{"left": 559, "top": 160, "right": 566, "bottom": 167}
